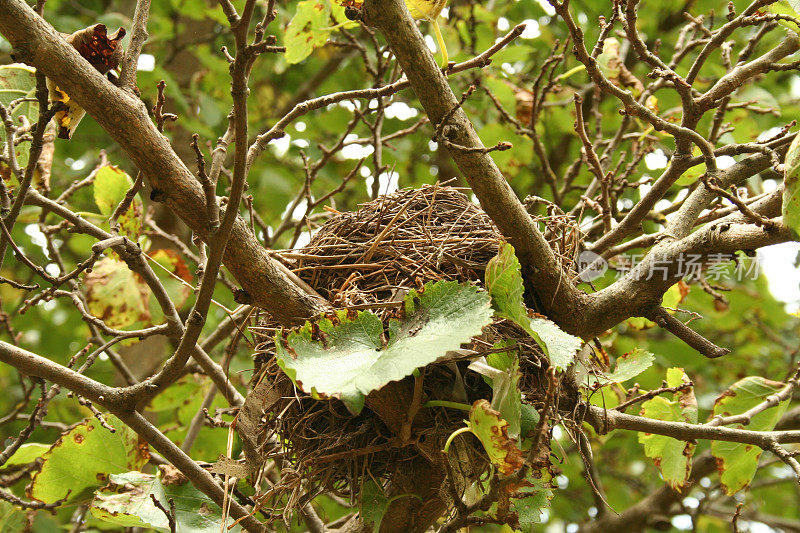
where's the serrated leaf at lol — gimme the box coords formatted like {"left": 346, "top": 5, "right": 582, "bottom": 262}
{"left": 276, "top": 280, "right": 493, "bottom": 414}
{"left": 526, "top": 317, "right": 582, "bottom": 370}
{"left": 0, "top": 64, "right": 38, "bottom": 176}
{"left": 638, "top": 368, "right": 697, "bottom": 490}
{"left": 485, "top": 242, "right": 529, "bottom": 327}
{"left": 509, "top": 466, "right": 554, "bottom": 531}
{"left": 593, "top": 349, "right": 655, "bottom": 386}
{"left": 485, "top": 243, "right": 582, "bottom": 369}
{"left": 84, "top": 257, "right": 151, "bottom": 329}
{"left": 284, "top": 0, "right": 332, "bottom": 64}
{"left": 90, "top": 471, "right": 241, "bottom": 532}
{"left": 710, "top": 376, "right": 790, "bottom": 495}
{"left": 783, "top": 130, "right": 800, "bottom": 238}
{"left": 30, "top": 416, "right": 149, "bottom": 503}
{"left": 467, "top": 399, "right": 524, "bottom": 475}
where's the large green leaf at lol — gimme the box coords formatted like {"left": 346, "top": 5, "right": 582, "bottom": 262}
{"left": 276, "top": 280, "right": 493, "bottom": 414}
{"left": 710, "top": 376, "right": 790, "bottom": 495}
{"left": 485, "top": 243, "right": 582, "bottom": 369}
{"left": 638, "top": 368, "right": 697, "bottom": 490}
{"left": 29, "top": 416, "right": 149, "bottom": 503}
{"left": 783, "top": 130, "right": 800, "bottom": 238}
{"left": 0, "top": 64, "right": 38, "bottom": 176}
{"left": 90, "top": 471, "right": 241, "bottom": 532}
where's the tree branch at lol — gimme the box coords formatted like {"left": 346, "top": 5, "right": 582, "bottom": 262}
{"left": 361, "top": 0, "right": 587, "bottom": 331}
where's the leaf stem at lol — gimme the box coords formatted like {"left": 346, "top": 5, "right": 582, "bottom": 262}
{"left": 423, "top": 400, "right": 472, "bottom": 412}
{"left": 443, "top": 426, "right": 472, "bottom": 454}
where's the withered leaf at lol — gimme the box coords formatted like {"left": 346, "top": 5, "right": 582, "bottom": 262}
{"left": 65, "top": 24, "right": 127, "bottom": 74}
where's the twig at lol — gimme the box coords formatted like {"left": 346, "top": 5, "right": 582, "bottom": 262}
{"left": 191, "top": 133, "right": 220, "bottom": 231}
{"left": 150, "top": 494, "right": 177, "bottom": 533}
{"left": 614, "top": 382, "right": 694, "bottom": 412}
{"left": 645, "top": 306, "right": 730, "bottom": 358}
{"left": 119, "top": 0, "right": 151, "bottom": 91}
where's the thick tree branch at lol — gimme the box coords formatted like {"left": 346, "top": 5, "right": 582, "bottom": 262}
{"left": 361, "top": 0, "right": 587, "bottom": 330}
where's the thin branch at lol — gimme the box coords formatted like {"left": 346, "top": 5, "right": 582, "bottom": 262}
{"left": 118, "top": 0, "right": 151, "bottom": 91}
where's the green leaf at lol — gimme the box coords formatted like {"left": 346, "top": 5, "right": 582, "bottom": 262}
{"left": 490, "top": 357, "right": 522, "bottom": 440}
{"left": 676, "top": 146, "right": 705, "bottom": 186}
{"left": 30, "top": 416, "right": 149, "bottom": 503}
{"left": 0, "top": 502, "right": 25, "bottom": 532}
{"left": 467, "top": 399, "right": 524, "bottom": 475}
{"left": 284, "top": 0, "right": 332, "bottom": 64}
{"left": 359, "top": 480, "right": 391, "bottom": 532}
{"left": 526, "top": 317, "right": 583, "bottom": 371}
{"left": 485, "top": 243, "right": 582, "bottom": 369}
{"left": 486, "top": 242, "right": 529, "bottom": 328}
{"left": 509, "top": 467, "right": 554, "bottom": 531}
{"left": 593, "top": 349, "right": 655, "bottom": 386}
{"left": 486, "top": 341, "right": 517, "bottom": 373}
{"left": 90, "top": 471, "right": 241, "bottom": 532}
{"left": 638, "top": 368, "right": 697, "bottom": 490}
{"left": 276, "top": 280, "right": 493, "bottom": 414}
{"left": 94, "top": 165, "right": 133, "bottom": 216}
{"left": 84, "top": 257, "right": 151, "bottom": 329}
{"left": 710, "top": 376, "right": 790, "bottom": 495}
{"left": 783, "top": 130, "right": 800, "bottom": 238}
{"left": 520, "top": 403, "right": 541, "bottom": 438}
{"left": 770, "top": 1, "right": 800, "bottom": 30}
{"left": 3, "top": 442, "right": 50, "bottom": 466}
{"left": 93, "top": 165, "right": 142, "bottom": 239}
{"left": 0, "top": 64, "right": 38, "bottom": 175}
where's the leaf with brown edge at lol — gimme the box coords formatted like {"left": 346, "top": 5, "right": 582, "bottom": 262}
{"left": 147, "top": 249, "right": 193, "bottom": 315}
{"left": 710, "top": 376, "right": 790, "bottom": 495}
{"left": 637, "top": 368, "right": 698, "bottom": 490}
{"left": 467, "top": 399, "right": 524, "bottom": 475}
{"left": 29, "top": 415, "right": 149, "bottom": 504}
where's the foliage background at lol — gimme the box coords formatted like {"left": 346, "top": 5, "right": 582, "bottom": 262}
{"left": 1, "top": 0, "right": 800, "bottom": 531}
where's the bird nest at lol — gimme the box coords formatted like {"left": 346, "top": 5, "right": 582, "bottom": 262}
{"left": 245, "top": 184, "right": 580, "bottom": 518}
